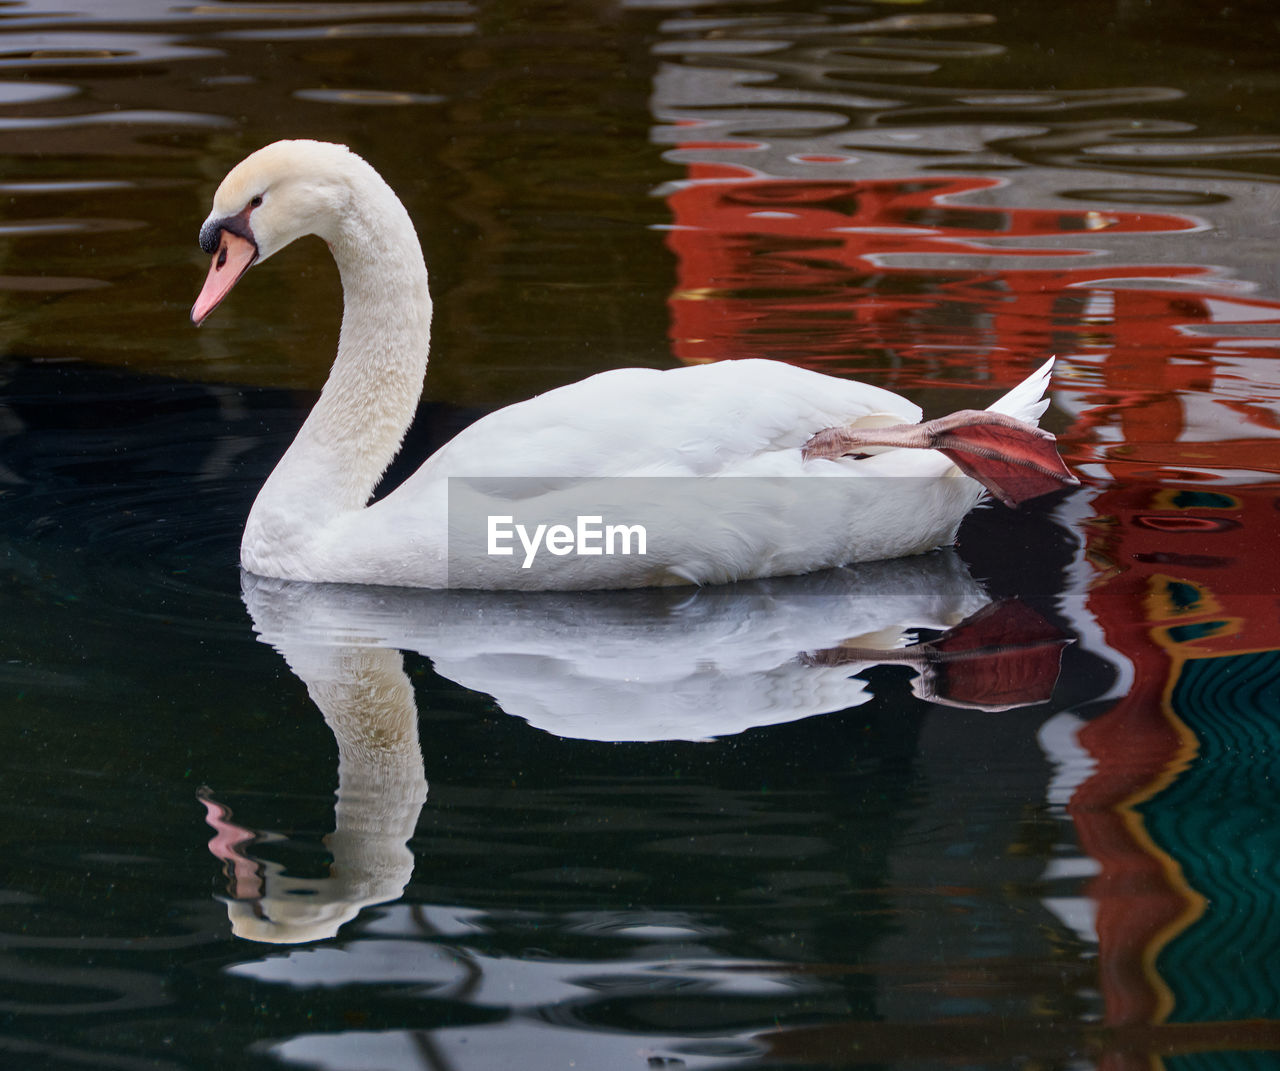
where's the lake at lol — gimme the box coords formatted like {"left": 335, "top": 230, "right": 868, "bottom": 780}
{"left": 4, "top": 0, "right": 1280, "bottom": 1068}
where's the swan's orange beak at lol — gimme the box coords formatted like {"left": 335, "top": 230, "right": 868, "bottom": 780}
{"left": 192, "top": 230, "right": 258, "bottom": 325}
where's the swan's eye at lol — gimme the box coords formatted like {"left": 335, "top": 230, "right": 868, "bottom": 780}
{"left": 249, "top": 194, "right": 263, "bottom": 208}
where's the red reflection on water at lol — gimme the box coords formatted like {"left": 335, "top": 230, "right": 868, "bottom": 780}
{"left": 1064, "top": 482, "right": 1280, "bottom": 1044}
{"left": 662, "top": 154, "right": 1280, "bottom": 1054}
{"left": 662, "top": 165, "right": 1280, "bottom": 477}
{"left": 664, "top": 166, "right": 1205, "bottom": 387}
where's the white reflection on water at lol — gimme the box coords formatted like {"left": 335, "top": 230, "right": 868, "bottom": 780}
{"left": 0, "top": 79, "right": 75, "bottom": 103}
{"left": 0, "top": 109, "right": 227, "bottom": 129}
{"left": 0, "top": 31, "right": 218, "bottom": 66}
{"left": 241, "top": 550, "right": 1060, "bottom": 744}
{"left": 207, "top": 552, "right": 1068, "bottom": 950}
{"left": 203, "top": 638, "right": 427, "bottom": 945}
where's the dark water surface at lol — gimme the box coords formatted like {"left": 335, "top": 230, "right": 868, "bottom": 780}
{"left": 5, "top": 1, "right": 1280, "bottom": 1068}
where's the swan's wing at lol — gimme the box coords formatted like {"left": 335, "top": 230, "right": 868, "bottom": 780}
{"left": 405, "top": 359, "right": 921, "bottom": 483}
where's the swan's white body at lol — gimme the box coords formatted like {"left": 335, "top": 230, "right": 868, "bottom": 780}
{"left": 194, "top": 141, "right": 1068, "bottom": 590}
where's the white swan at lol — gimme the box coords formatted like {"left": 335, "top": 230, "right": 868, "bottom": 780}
{"left": 192, "top": 140, "right": 1076, "bottom": 589}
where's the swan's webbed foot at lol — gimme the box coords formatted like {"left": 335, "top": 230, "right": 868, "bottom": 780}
{"left": 801, "top": 409, "right": 1079, "bottom": 508}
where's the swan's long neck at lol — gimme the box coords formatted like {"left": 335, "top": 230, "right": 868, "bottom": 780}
{"left": 244, "top": 162, "right": 432, "bottom": 575}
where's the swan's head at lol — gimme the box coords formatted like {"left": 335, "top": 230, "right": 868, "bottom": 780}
{"left": 191, "top": 140, "right": 364, "bottom": 325}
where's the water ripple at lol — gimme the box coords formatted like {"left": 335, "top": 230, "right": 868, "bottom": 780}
{"left": 294, "top": 87, "right": 446, "bottom": 106}
{"left": 0, "top": 32, "right": 217, "bottom": 66}
{"left": 177, "top": 0, "right": 474, "bottom": 20}
{"left": 0, "top": 217, "right": 141, "bottom": 236}
{"left": 217, "top": 21, "right": 475, "bottom": 41}
{"left": 0, "top": 274, "right": 107, "bottom": 291}
{"left": 0, "top": 79, "right": 76, "bottom": 103}
{"left": 0, "top": 957, "right": 168, "bottom": 1016}
{"left": 647, "top": 7, "right": 1279, "bottom": 186}
{"left": 0, "top": 0, "right": 474, "bottom": 28}
{"left": 0, "top": 179, "right": 134, "bottom": 194}
{"left": 0, "top": 109, "right": 228, "bottom": 130}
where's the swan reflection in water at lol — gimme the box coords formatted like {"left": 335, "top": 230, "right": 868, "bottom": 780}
{"left": 202, "top": 550, "right": 1068, "bottom": 943}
